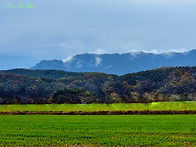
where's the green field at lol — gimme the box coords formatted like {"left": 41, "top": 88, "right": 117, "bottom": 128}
{"left": 0, "top": 115, "right": 195, "bottom": 146}
{"left": 0, "top": 101, "right": 195, "bottom": 112}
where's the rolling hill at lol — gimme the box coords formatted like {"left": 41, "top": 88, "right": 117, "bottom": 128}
{"left": 0, "top": 66, "right": 196, "bottom": 104}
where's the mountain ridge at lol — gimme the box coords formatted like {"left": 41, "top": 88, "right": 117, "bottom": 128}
{"left": 31, "top": 49, "right": 196, "bottom": 75}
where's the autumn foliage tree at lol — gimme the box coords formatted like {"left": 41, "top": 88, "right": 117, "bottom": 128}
{"left": 49, "top": 88, "right": 93, "bottom": 104}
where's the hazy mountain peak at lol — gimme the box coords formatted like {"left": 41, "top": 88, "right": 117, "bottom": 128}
{"left": 31, "top": 49, "right": 196, "bottom": 75}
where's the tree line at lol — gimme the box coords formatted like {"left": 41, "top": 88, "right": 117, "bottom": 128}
{"left": 0, "top": 66, "right": 196, "bottom": 104}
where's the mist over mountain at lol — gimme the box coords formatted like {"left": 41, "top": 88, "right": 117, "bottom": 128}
{"left": 31, "top": 49, "right": 196, "bottom": 75}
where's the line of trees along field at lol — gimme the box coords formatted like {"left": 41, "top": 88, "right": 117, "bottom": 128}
{"left": 0, "top": 66, "right": 196, "bottom": 104}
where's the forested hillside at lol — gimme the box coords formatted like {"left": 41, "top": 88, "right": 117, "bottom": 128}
{"left": 0, "top": 69, "right": 82, "bottom": 79}
{"left": 0, "top": 66, "right": 196, "bottom": 104}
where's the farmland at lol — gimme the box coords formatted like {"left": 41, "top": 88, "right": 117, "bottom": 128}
{"left": 0, "top": 101, "right": 195, "bottom": 112}
{"left": 0, "top": 115, "right": 195, "bottom": 146}
{"left": 0, "top": 102, "right": 195, "bottom": 146}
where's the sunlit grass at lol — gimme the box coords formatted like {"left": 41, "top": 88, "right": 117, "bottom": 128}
{"left": 0, "top": 101, "right": 195, "bottom": 112}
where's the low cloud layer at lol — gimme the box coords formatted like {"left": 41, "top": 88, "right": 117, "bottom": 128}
{"left": 0, "top": 0, "right": 196, "bottom": 69}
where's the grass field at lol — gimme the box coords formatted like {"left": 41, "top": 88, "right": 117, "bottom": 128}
{"left": 0, "top": 101, "right": 195, "bottom": 112}
{"left": 0, "top": 115, "right": 195, "bottom": 146}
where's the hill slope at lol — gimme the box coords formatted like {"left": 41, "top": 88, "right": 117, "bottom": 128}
{"left": 0, "top": 67, "right": 196, "bottom": 104}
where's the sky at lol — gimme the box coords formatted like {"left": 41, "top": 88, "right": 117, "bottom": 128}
{"left": 1, "top": 0, "right": 196, "bottom": 69}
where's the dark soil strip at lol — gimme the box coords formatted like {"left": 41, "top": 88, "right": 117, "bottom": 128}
{"left": 0, "top": 110, "right": 196, "bottom": 115}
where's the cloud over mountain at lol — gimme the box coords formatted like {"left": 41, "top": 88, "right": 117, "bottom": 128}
{"left": 31, "top": 49, "right": 196, "bottom": 75}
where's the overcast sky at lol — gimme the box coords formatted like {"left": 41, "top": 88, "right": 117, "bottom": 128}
{"left": 1, "top": 0, "right": 196, "bottom": 69}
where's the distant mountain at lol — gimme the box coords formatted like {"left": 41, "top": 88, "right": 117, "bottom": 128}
{"left": 31, "top": 49, "right": 196, "bottom": 75}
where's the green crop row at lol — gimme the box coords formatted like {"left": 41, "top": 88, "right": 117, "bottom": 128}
{"left": 0, "top": 115, "right": 195, "bottom": 146}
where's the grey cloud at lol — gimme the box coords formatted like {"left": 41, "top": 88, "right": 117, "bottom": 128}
{"left": 0, "top": 0, "right": 196, "bottom": 69}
